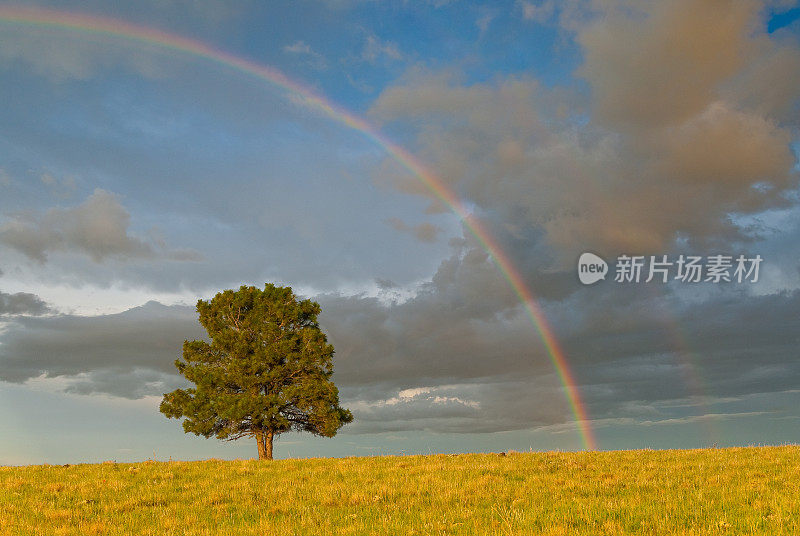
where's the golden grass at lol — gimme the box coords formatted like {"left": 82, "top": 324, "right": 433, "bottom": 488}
{"left": 1, "top": 446, "right": 798, "bottom": 535}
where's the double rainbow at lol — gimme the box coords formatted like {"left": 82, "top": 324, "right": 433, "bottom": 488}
{"left": 0, "top": 5, "right": 597, "bottom": 450}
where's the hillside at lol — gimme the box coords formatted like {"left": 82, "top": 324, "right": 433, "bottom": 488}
{"left": 1, "top": 446, "right": 798, "bottom": 535}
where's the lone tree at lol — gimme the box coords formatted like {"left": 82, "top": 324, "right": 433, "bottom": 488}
{"left": 160, "top": 284, "right": 352, "bottom": 460}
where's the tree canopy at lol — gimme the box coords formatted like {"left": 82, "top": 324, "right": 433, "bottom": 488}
{"left": 160, "top": 284, "right": 352, "bottom": 460}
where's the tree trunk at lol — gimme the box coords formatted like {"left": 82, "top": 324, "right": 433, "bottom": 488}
{"left": 255, "top": 429, "right": 274, "bottom": 461}
{"left": 264, "top": 430, "right": 273, "bottom": 460}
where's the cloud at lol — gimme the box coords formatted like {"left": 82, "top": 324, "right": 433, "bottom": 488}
{"left": 0, "top": 291, "right": 51, "bottom": 316}
{"left": 0, "top": 0, "right": 797, "bottom": 442}
{"left": 519, "top": 1, "right": 555, "bottom": 23}
{"left": 283, "top": 40, "right": 327, "bottom": 69}
{"left": 361, "top": 35, "right": 404, "bottom": 64}
{"left": 0, "top": 2, "right": 251, "bottom": 82}
{"left": 331, "top": 282, "right": 800, "bottom": 431}
{"left": 40, "top": 172, "right": 77, "bottom": 199}
{"left": 375, "top": 278, "right": 398, "bottom": 290}
{"left": 369, "top": 0, "right": 800, "bottom": 262}
{"left": 283, "top": 41, "right": 314, "bottom": 55}
{"left": 577, "top": 0, "right": 758, "bottom": 129}
{"left": 0, "top": 24, "right": 171, "bottom": 82}
{"left": 0, "top": 189, "right": 201, "bottom": 263}
{"left": 1, "top": 276, "right": 799, "bottom": 433}
{"left": 0, "top": 301, "right": 204, "bottom": 396}
{"left": 386, "top": 217, "right": 441, "bottom": 243}
{"left": 553, "top": 285, "right": 800, "bottom": 416}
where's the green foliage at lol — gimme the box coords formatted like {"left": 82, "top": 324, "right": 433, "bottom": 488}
{"left": 160, "top": 284, "right": 352, "bottom": 456}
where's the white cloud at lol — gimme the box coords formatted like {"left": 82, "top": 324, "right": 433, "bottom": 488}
{"left": 283, "top": 40, "right": 327, "bottom": 69}
{"left": 361, "top": 35, "right": 404, "bottom": 64}
{"left": 519, "top": 0, "right": 554, "bottom": 23}
{"left": 374, "top": 387, "right": 482, "bottom": 410}
{"left": 398, "top": 387, "right": 433, "bottom": 399}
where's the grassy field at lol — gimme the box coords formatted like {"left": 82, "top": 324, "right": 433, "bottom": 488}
{"left": 1, "top": 446, "right": 798, "bottom": 535}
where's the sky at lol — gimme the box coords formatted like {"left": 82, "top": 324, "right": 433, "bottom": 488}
{"left": 0, "top": 0, "right": 799, "bottom": 464}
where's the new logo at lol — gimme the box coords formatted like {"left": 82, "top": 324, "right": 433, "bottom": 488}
{"left": 578, "top": 252, "right": 608, "bottom": 285}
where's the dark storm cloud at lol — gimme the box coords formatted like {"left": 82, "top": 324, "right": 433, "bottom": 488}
{"left": 0, "top": 291, "right": 51, "bottom": 316}
{"left": 0, "top": 263, "right": 798, "bottom": 432}
{"left": 554, "top": 286, "right": 800, "bottom": 419}
{"left": 321, "top": 252, "right": 800, "bottom": 431}
{"left": 343, "top": 379, "right": 575, "bottom": 434}
{"left": 0, "top": 301, "right": 205, "bottom": 394}
{"left": 62, "top": 368, "right": 187, "bottom": 400}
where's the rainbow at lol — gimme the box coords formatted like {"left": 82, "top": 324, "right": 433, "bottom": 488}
{"left": 657, "top": 289, "right": 719, "bottom": 446}
{"left": 0, "top": 5, "right": 597, "bottom": 450}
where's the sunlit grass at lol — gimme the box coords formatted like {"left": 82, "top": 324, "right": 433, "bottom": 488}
{"left": 1, "top": 446, "right": 798, "bottom": 535}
